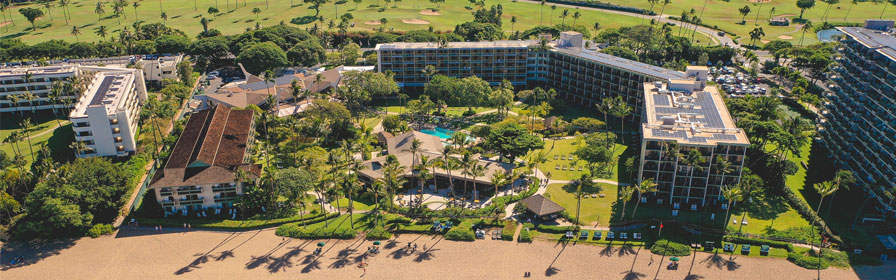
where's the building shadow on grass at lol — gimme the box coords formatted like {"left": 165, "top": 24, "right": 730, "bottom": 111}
{"left": 0, "top": 238, "right": 76, "bottom": 271}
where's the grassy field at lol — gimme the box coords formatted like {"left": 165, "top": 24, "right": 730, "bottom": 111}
{"left": 384, "top": 106, "right": 494, "bottom": 117}
{"left": 594, "top": 0, "right": 896, "bottom": 46}
{"left": 0, "top": 112, "right": 73, "bottom": 167}
{"left": 544, "top": 182, "right": 619, "bottom": 226}
{"left": 3, "top": 0, "right": 651, "bottom": 44}
{"left": 529, "top": 138, "right": 628, "bottom": 181}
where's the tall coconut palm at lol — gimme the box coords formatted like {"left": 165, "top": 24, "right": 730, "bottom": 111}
{"left": 631, "top": 178, "right": 658, "bottom": 219}
{"left": 799, "top": 20, "right": 813, "bottom": 47}
{"left": 618, "top": 186, "right": 635, "bottom": 221}
{"left": 683, "top": 149, "right": 706, "bottom": 204}
{"left": 539, "top": 0, "right": 545, "bottom": 25}
{"left": 22, "top": 91, "right": 37, "bottom": 113}
{"left": 529, "top": 150, "right": 549, "bottom": 178}
{"left": 409, "top": 138, "right": 422, "bottom": 185}
{"left": 95, "top": 1, "right": 105, "bottom": 20}
{"left": 611, "top": 96, "right": 632, "bottom": 146}
{"left": 490, "top": 171, "right": 507, "bottom": 199}
{"left": 825, "top": 170, "right": 854, "bottom": 218}
{"left": 438, "top": 146, "right": 460, "bottom": 201}
{"left": 69, "top": 140, "right": 87, "bottom": 158}
{"left": 469, "top": 163, "right": 486, "bottom": 202}
{"left": 549, "top": 4, "right": 556, "bottom": 25}
{"left": 460, "top": 152, "right": 475, "bottom": 197}
{"left": 721, "top": 185, "right": 743, "bottom": 229}
{"left": 20, "top": 119, "right": 36, "bottom": 162}
{"left": 416, "top": 155, "right": 435, "bottom": 208}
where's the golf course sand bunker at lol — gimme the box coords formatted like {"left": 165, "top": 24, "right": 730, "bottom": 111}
{"left": 364, "top": 20, "right": 381, "bottom": 25}
{"left": 403, "top": 19, "right": 431, "bottom": 24}
{"left": 420, "top": 9, "right": 441, "bottom": 15}
{"left": 778, "top": 35, "right": 794, "bottom": 40}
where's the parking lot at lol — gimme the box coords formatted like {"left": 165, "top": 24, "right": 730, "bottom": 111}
{"left": 711, "top": 66, "right": 771, "bottom": 98}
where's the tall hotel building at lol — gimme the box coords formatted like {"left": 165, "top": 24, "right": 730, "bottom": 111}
{"left": 638, "top": 75, "right": 749, "bottom": 207}
{"left": 69, "top": 67, "right": 147, "bottom": 157}
{"left": 0, "top": 66, "right": 79, "bottom": 112}
{"left": 822, "top": 20, "right": 896, "bottom": 212}
{"left": 376, "top": 32, "right": 686, "bottom": 119}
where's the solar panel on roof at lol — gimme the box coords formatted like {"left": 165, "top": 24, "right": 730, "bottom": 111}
{"left": 89, "top": 76, "right": 115, "bottom": 106}
{"left": 653, "top": 94, "right": 670, "bottom": 106}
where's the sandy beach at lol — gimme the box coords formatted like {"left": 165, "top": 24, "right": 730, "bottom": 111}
{"left": 1, "top": 227, "right": 893, "bottom": 279}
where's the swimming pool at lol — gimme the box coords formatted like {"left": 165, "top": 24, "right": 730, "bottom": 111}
{"left": 420, "top": 127, "right": 455, "bottom": 139}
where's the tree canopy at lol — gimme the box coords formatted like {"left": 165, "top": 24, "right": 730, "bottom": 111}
{"left": 485, "top": 123, "right": 544, "bottom": 160}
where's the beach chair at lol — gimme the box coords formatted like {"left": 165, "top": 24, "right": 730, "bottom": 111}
{"left": 578, "top": 167, "right": 583, "bottom": 171}
{"left": 741, "top": 244, "right": 751, "bottom": 255}
{"left": 579, "top": 231, "right": 589, "bottom": 240}
{"left": 593, "top": 231, "right": 602, "bottom": 240}
{"left": 555, "top": 165, "right": 560, "bottom": 170}
{"left": 554, "top": 155, "right": 558, "bottom": 160}
{"left": 723, "top": 243, "right": 735, "bottom": 252}
{"left": 633, "top": 233, "right": 642, "bottom": 240}
{"left": 760, "top": 245, "right": 770, "bottom": 256}
{"left": 619, "top": 232, "right": 628, "bottom": 240}
{"left": 607, "top": 231, "right": 615, "bottom": 240}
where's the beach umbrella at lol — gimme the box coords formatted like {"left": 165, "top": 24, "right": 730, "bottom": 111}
{"left": 373, "top": 241, "right": 381, "bottom": 245}
{"left": 317, "top": 242, "right": 326, "bottom": 247}
{"left": 669, "top": 257, "right": 680, "bottom": 261}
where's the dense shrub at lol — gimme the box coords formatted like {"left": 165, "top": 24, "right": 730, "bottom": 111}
{"left": 535, "top": 224, "right": 576, "bottom": 234}
{"left": 87, "top": 224, "right": 115, "bottom": 238}
{"left": 501, "top": 221, "right": 517, "bottom": 241}
{"left": 445, "top": 227, "right": 475, "bottom": 241}
{"left": 383, "top": 215, "right": 413, "bottom": 225}
{"left": 788, "top": 251, "right": 830, "bottom": 270}
{"left": 649, "top": 240, "right": 691, "bottom": 256}
{"left": 392, "top": 223, "right": 433, "bottom": 233}
{"left": 366, "top": 226, "right": 393, "bottom": 240}
{"left": 723, "top": 235, "right": 794, "bottom": 252}
{"left": 518, "top": 227, "right": 532, "bottom": 242}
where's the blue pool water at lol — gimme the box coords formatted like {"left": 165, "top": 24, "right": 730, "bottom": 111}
{"left": 420, "top": 127, "right": 455, "bottom": 139}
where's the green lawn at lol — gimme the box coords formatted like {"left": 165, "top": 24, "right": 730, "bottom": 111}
{"left": 385, "top": 106, "right": 494, "bottom": 117}
{"left": 593, "top": 0, "right": 896, "bottom": 46}
{"left": 335, "top": 195, "right": 377, "bottom": 211}
{"left": 544, "top": 182, "right": 619, "bottom": 226}
{"left": 0, "top": 120, "right": 74, "bottom": 168}
{"left": 136, "top": 211, "right": 329, "bottom": 229}
{"left": 529, "top": 138, "right": 629, "bottom": 181}
{"left": 6, "top": 0, "right": 646, "bottom": 44}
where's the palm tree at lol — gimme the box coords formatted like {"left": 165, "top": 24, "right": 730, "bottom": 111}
{"left": 574, "top": 177, "right": 583, "bottom": 225}
{"left": 490, "top": 171, "right": 507, "bottom": 199}
{"left": 810, "top": 180, "right": 838, "bottom": 258}
{"left": 459, "top": 152, "right": 474, "bottom": 197}
{"left": 596, "top": 98, "right": 615, "bottom": 149}
{"left": 23, "top": 92, "right": 38, "bottom": 113}
{"left": 69, "top": 141, "right": 87, "bottom": 158}
{"left": 549, "top": 5, "right": 557, "bottom": 25}
{"left": 539, "top": 0, "right": 545, "bottom": 25}
{"left": 559, "top": 9, "right": 569, "bottom": 25}
{"left": 20, "top": 119, "right": 36, "bottom": 162}
{"left": 511, "top": 16, "right": 517, "bottom": 34}
{"left": 631, "top": 178, "right": 658, "bottom": 219}
{"left": 799, "top": 20, "right": 813, "bottom": 47}
{"left": 95, "top": 1, "right": 106, "bottom": 20}
{"left": 618, "top": 186, "right": 635, "bottom": 221}
{"left": 682, "top": 149, "right": 706, "bottom": 204}
{"left": 379, "top": 154, "right": 406, "bottom": 211}
{"left": 132, "top": 0, "right": 140, "bottom": 22}
{"left": 611, "top": 96, "right": 632, "bottom": 146}
{"left": 7, "top": 94, "right": 20, "bottom": 115}
{"left": 439, "top": 146, "right": 459, "bottom": 198}
{"left": 71, "top": 25, "right": 81, "bottom": 41}
{"left": 721, "top": 185, "right": 744, "bottom": 231}
{"left": 416, "top": 155, "right": 435, "bottom": 208}
{"left": 572, "top": 10, "right": 581, "bottom": 27}
{"left": 95, "top": 25, "right": 109, "bottom": 40}
{"left": 843, "top": 0, "right": 858, "bottom": 21}
{"left": 422, "top": 65, "right": 438, "bottom": 84}
{"left": 529, "top": 150, "right": 549, "bottom": 179}
{"left": 469, "top": 163, "right": 486, "bottom": 202}
{"left": 409, "top": 138, "right": 422, "bottom": 186}
{"left": 160, "top": 11, "right": 167, "bottom": 25}
{"left": 825, "top": 170, "right": 854, "bottom": 218}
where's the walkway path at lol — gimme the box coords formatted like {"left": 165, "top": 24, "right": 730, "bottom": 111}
{"left": 25, "top": 120, "right": 70, "bottom": 140}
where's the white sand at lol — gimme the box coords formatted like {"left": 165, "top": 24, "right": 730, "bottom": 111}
{"left": 3, "top": 227, "right": 891, "bottom": 279}
{"left": 778, "top": 35, "right": 794, "bottom": 40}
{"left": 364, "top": 20, "right": 382, "bottom": 25}
{"left": 420, "top": 9, "right": 441, "bottom": 16}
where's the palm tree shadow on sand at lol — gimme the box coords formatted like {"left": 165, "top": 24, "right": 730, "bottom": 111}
{"left": 621, "top": 270, "right": 646, "bottom": 280}
{"left": 266, "top": 246, "right": 305, "bottom": 273}
{"left": 600, "top": 243, "right": 616, "bottom": 257}
{"left": 301, "top": 255, "right": 323, "bottom": 273}
{"left": 175, "top": 254, "right": 210, "bottom": 275}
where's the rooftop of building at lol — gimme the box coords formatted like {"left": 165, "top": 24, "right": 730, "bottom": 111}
{"left": 70, "top": 68, "right": 139, "bottom": 118}
{"left": 642, "top": 81, "right": 749, "bottom": 146}
{"left": 0, "top": 65, "right": 77, "bottom": 77}
{"left": 375, "top": 40, "right": 537, "bottom": 50}
{"left": 551, "top": 47, "right": 688, "bottom": 80}
{"left": 149, "top": 105, "right": 260, "bottom": 188}
{"left": 839, "top": 24, "right": 896, "bottom": 61}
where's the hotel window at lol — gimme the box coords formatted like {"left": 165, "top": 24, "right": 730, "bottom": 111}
{"left": 117, "top": 145, "right": 125, "bottom": 152}
{"left": 114, "top": 136, "right": 123, "bottom": 143}
{"left": 112, "top": 127, "right": 120, "bottom": 134}
{"left": 110, "top": 118, "right": 119, "bottom": 125}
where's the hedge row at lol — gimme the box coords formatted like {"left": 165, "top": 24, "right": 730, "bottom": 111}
{"left": 275, "top": 226, "right": 358, "bottom": 239}
{"left": 501, "top": 221, "right": 517, "bottom": 241}
{"left": 87, "top": 224, "right": 114, "bottom": 238}
{"left": 649, "top": 239, "right": 691, "bottom": 256}
{"left": 392, "top": 223, "right": 432, "bottom": 233}
{"left": 787, "top": 252, "right": 830, "bottom": 270}
{"left": 535, "top": 224, "right": 576, "bottom": 234}
{"left": 445, "top": 220, "right": 475, "bottom": 241}
{"left": 723, "top": 235, "right": 794, "bottom": 252}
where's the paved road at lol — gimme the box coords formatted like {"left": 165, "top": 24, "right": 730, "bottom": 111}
{"left": 515, "top": 0, "right": 736, "bottom": 47}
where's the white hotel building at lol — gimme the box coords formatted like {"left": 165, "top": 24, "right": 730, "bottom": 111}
{"left": 69, "top": 67, "right": 147, "bottom": 157}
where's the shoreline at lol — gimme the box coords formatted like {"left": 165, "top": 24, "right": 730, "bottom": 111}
{"left": 3, "top": 227, "right": 892, "bottom": 279}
